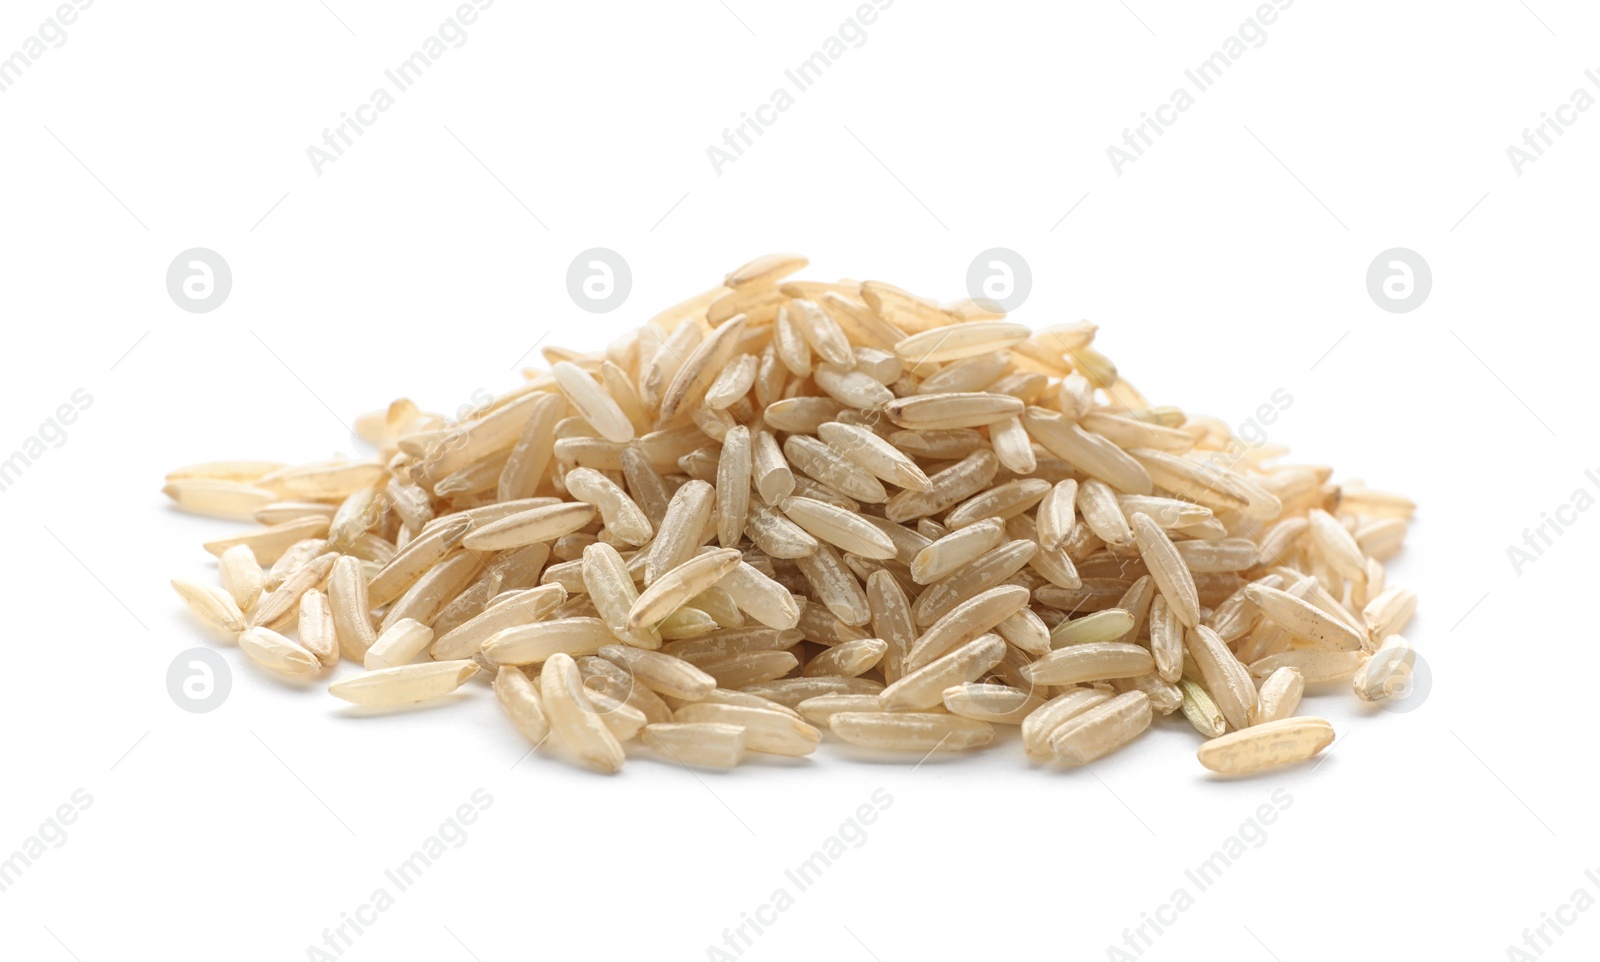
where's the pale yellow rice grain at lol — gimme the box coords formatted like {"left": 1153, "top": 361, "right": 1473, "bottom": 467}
{"left": 364, "top": 617, "right": 435, "bottom": 670}
{"left": 1023, "top": 641, "right": 1153, "bottom": 687}
{"left": 1021, "top": 688, "right": 1114, "bottom": 759}
{"left": 779, "top": 496, "right": 896, "bottom": 560}
{"left": 1253, "top": 666, "right": 1305, "bottom": 725}
{"left": 539, "top": 653, "right": 625, "bottom": 773}
{"left": 1196, "top": 716, "right": 1335, "bottom": 775}
{"left": 942, "top": 683, "right": 1046, "bottom": 725}
{"left": 1185, "top": 625, "right": 1257, "bottom": 731}
{"left": 1243, "top": 583, "right": 1366, "bottom": 651}
{"left": 830, "top": 711, "right": 994, "bottom": 751}
{"left": 493, "top": 665, "right": 550, "bottom": 744}
{"left": 644, "top": 480, "right": 716, "bottom": 584}
{"left": 564, "top": 468, "right": 654, "bottom": 546}
{"left": 1048, "top": 609, "right": 1135, "bottom": 648}
{"left": 715, "top": 426, "right": 752, "bottom": 549}
{"left": 642, "top": 722, "right": 746, "bottom": 768}
{"left": 1129, "top": 512, "right": 1200, "bottom": 629}
{"left": 880, "top": 633, "right": 1006, "bottom": 710}
{"left": 1352, "top": 634, "right": 1416, "bottom": 703}
{"left": 909, "top": 517, "right": 1005, "bottom": 585}
{"left": 673, "top": 702, "right": 821, "bottom": 755}
{"left": 297, "top": 590, "right": 340, "bottom": 667}
{"left": 1178, "top": 678, "right": 1228, "bottom": 738}
{"left": 794, "top": 544, "right": 871, "bottom": 626}
{"left": 1048, "top": 690, "right": 1151, "bottom": 765}
{"left": 203, "top": 516, "right": 331, "bottom": 565}
{"left": 171, "top": 578, "right": 247, "bottom": 634}
{"left": 481, "top": 617, "right": 616, "bottom": 665}
{"left": 238, "top": 626, "right": 322, "bottom": 676}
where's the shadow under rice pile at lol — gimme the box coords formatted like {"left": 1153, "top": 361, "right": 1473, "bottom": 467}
{"left": 164, "top": 253, "right": 1420, "bottom": 775}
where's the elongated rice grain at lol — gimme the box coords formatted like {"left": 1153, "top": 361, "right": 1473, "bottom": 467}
{"left": 494, "top": 665, "right": 550, "bottom": 744}
{"left": 539, "top": 653, "right": 625, "bottom": 773}
{"left": 1197, "top": 717, "right": 1335, "bottom": 775}
{"left": 832, "top": 712, "right": 994, "bottom": 751}
{"left": 171, "top": 578, "right": 247, "bottom": 634}
{"left": 1048, "top": 691, "right": 1151, "bottom": 765}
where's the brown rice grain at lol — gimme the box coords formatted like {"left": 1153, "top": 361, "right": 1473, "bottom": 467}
{"left": 364, "top": 617, "right": 435, "bottom": 671}
{"left": 881, "top": 633, "right": 1007, "bottom": 710}
{"left": 171, "top": 578, "right": 247, "bottom": 634}
{"left": 238, "top": 626, "right": 322, "bottom": 675}
{"left": 739, "top": 675, "right": 883, "bottom": 709}
{"left": 909, "top": 517, "right": 1005, "bottom": 585}
{"left": 1022, "top": 408, "right": 1153, "bottom": 495}
{"left": 1185, "top": 624, "right": 1257, "bottom": 730}
{"left": 250, "top": 552, "right": 338, "bottom": 631}
{"left": 1148, "top": 595, "right": 1185, "bottom": 683}
{"left": 1196, "top": 716, "right": 1335, "bottom": 775}
{"left": 673, "top": 702, "right": 821, "bottom": 755}
{"left": 539, "top": 653, "right": 626, "bottom": 773}
{"left": 718, "top": 559, "right": 803, "bottom": 630}
{"left": 493, "top": 665, "right": 551, "bottom": 744}
{"left": 297, "top": 590, "right": 340, "bottom": 667}
{"left": 832, "top": 711, "right": 994, "bottom": 751}
{"left": 714, "top": 426, "right": 753, "bottom": 549}
{"left": 482, "top": 617, "right": 616, "bottom": 665}
{"left": 1129, "top": 512, "right": 1201, "bottom": 629}
{"left": 564, "top": 468, "right": 654, "bottom": 547}
{"left": 1178, "top": 678, "right": 1228, "bottom": 738}
{"left": 779, "top": 496, "right": 896, "bottom": 560}
{"left": 203, "top": 516, "right": 331, "bottom": 565}
{"left": 1048, "top": 609, "right": 1136, "bottom": 648}
{"left": 794, "top": 544, "right": 871, "bottom": 626}
{"left": 643, "top": 722, "right": 746, "bottom": 768}
{"left": 1243, "top": 583, "right": 1366, "bottom": 651}
{"left": 1048, "top": 690, "right": 1151, "bottom": 766}
{"left": 644, "top": 479, "right": 716, "bottom": 584}
{"left": 885, "top": 392, "right": 1025, "bottom": 430}
{"left": 942, "top": 683, "right": 1046, "bottom": 725}
{"left": 600, "top": 643, "right": 719, "bottom": 701}
{"left": 1352, "top": 634, "right": 1415, "bottom": 703}
{"left": 1023, "top": 641, "right": 1153, "bottom": 687}
{"left": 1253, "top": 666, "right": 1305, "bottom": 725}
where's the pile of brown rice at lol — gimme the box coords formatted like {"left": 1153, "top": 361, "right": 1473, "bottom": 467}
{"left": 165, "top": 254, "right": 1419, "bottom": 775}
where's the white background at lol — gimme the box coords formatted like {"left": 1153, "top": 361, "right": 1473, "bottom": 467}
{"left": 1, "top": 1, "right": 1593, "bottom": 959}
